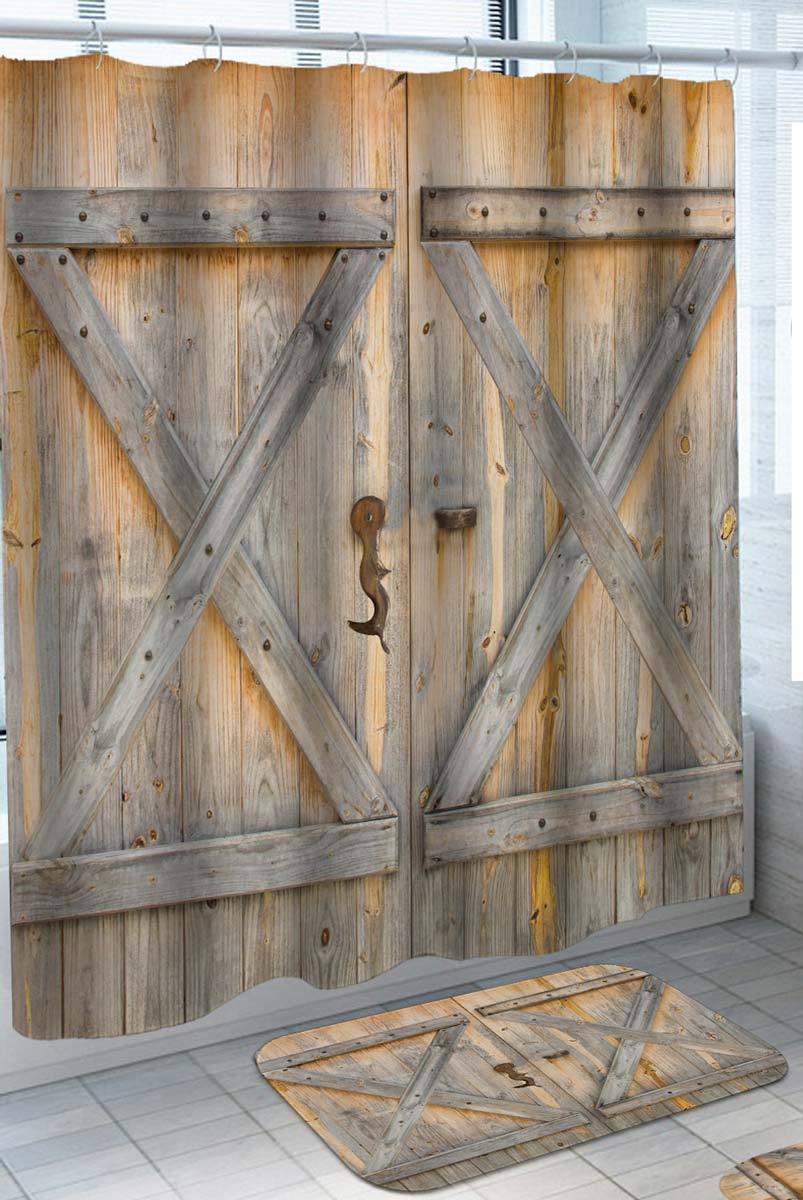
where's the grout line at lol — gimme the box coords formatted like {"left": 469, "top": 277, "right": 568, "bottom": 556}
{"left": 0, "top": 1153, "right": 35, "bottom": 1200}
{"left": 81, "top": 1092, "right": 183, "bottom": 1200}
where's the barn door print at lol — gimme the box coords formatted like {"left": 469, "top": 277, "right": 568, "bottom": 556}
{"left": 2, "top": 62, "right": 741, "bottom": 1040}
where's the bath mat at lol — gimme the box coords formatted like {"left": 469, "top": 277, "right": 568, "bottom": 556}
{"left": 721, "top": 1146, "right": 803, "bottom": 1199}
{"left": 255, "top": 963, "right": 787, "bottom": 1192}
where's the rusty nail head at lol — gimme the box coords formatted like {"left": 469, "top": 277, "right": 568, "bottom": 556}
{"left": 205, "top": 543, "right": 213, "bottom": 555}
{"left": 14, "top": 232, "right": 22, "bottom": 243}
{"left": 261, "top": 210, "right": 270, "bottom": 221}
{"left": 341, "top": 253, "right": 349, "bottom": 262}
{"left": 538, "top": 817, "right": 546, "bottom": 828}
{"left": 379, "top": 251, "right": 386, "bottom": 260}
{"left": 324, "top": 317, "right": 333, "bottom": 331}
{"left": 79, "top": 325, "right": 88, "bottom": 338}
{"left": 15, "top": 254, "right": 24, "bottom": 264}
{"left": 539, "top": 206, "right": 547, "bottom": 217}
{"left": 144, "top": 649, "right": 153, "bottom": 661}
{"left": 590, "top": 810, "right": 597, "bottom": 821}
{"left": 58, "top": 253, "right": 67, "bottom": 264}
{"left": 318, "top": 210, "right": 326, "bottom": 221}
{"left": 202, "top": 210, "right": 210, "bottom": 221}
{"left": 684, "top": 205, "right": 691, "bottom": 216}
{"left": 479, "top": 312, "right": 487, "bottom": 323}
{"left": 380, "top": 230, "right": 388, "bottom": 240}
{"left": 262, "top": 638, "right": 271, "bottom": 651}
{"left": 637, "top": 206, "right": 645, "bottom": 217}
{"left": 429, "top": 188, "right": 437, "bottom": 198}
{"left": 380, "top": 190, "right": 388, "bottom": 201}
{"left": 481, "top": 205, "right": 489, "bottom": 217}
{"left": 78, "top": 211, "right": 87, "bottom": 221}
{"left": 140, "top": 211, "right": 149, "bottom": 222}
{"left": 688, "top": 302, "right": 696, "bottom": 314}
{"left": 429, "top": 227, "right": 438, "bottom": 238}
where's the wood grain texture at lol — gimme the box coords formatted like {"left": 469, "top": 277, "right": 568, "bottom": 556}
{"left": 721, "top": 1144, "right": 803, "bottom": 1200}
{"left": 257, "top": 964, "right": 784, "bottom": 1192}
{"left": 422, "top": 186, "right": 734, "bottom": 241}
{"left": 8, "top": 186, "right": 395, "bottom": 247}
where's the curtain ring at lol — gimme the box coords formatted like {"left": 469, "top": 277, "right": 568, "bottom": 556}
{"left": 565, "top": 42, "right": 579, "bottom": 84}
{"left": 715, "top": 48, "right": 739, "bottom": 87}
{"left": 87, "top": 20, "right": 105, "bottom": 70}
{"left": 650, "top": 44, "right": 663, "bottom": 88}
{"left": 347, "top": 32, "right": 369, "bottom": 73}
{"left": 455, "top": 35, "right": 479, "bottom": 81}
{"left": 203, "top": 25, "right": 223, "bottom": 73}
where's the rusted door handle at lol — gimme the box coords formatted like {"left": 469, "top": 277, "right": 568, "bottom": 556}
{"left": 348, "top": 496, "right": 390, "bottom": 654}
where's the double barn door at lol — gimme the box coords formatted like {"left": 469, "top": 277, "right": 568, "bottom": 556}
{"left": 1, "top": 57, "right": 742, "bottom": 1038}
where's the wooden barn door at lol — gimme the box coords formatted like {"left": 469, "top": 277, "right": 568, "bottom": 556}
{"left": 409, "top": 72, "right": 743, "bottom": 961}
{"left": 2, "top": 58, "right": 409, "bottom": 1038}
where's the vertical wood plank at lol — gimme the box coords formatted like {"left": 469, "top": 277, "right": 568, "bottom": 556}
{"left": 662, "top": 79, "right": 713, "bottom": 903}
{"left": 408, "top": 70, "right": 466, "bottom": 961}
{"left": 1, "top": 59, "right": 63, "bottom": 1037}
{"left": 236, "top": 63, "right": 302, "bottom": 988}
{"left": 708, "top": 81, "right": 743, "bottom": 897}
{"left": 296, "top": 65, "right": 359, "bottom": 987}
{"left": 562, "top": 75, "right": 617, "bottom": 944}
{"left": 613, "top": 74, "right": 666, "bottom": 921}
{"left": 116, "top": 60, "right": 184, "bottom": 1033}
{"left": 175, "top": 58, "right": 243, "bottom": 1019}
{"left": 461, "top": 70, "right": 517, "bottom": 958}
{"left": 57, "top": 55, "right": 124, "bottom": 1039}
{"left": 515, "top": 74, "right": 567, "bottom": 956}
{"left": 352, "top": 65, "right": 411, "bottom": 979}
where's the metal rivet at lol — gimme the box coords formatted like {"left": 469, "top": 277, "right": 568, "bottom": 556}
{"left": 380, "top": 230, "right": 388, "bottom": 240}
{"left": 479, "top": 312, "right": 487, "bottom": 323}
{"left": 590, "top": 810, "right": 597, "bottom": 821}
{"left": 539, "top": 818, "right": 546, "bottom": 829}
{"left": 429, "top": 227, "right": 439, "bottom": 238}
{"left": 684, "top": 206, "right": 691, "bottom": 217}
{"left": 204, "top": 543, "right": 213, "bottom": 555}
{"left": 15, "top": 254, "right": 24, "bottom": 265}
{"left": 379, "top": 251, "right": 386, "bottom": 260}
{"left": 261, "top": 210, "right": 270, "bottom": 221}
{"left": 318, "top": 210, "right": 326, "bottom": 221}
{"left": 688, "top": 302, "right": 696, "bottom": 314}
{"left": 380, "top": 190, "right": 388, "bottom": 201}
{"left": 637, "top": 206, "right": 645, "bottom": 217}
{"left": 341, "top": 253, "right": 349, "bottom": 263}
{"left": 58, "top": 254, "right": 67, "bottom": 264}
{"left": 539, "top": 206, "right": 547, "bottom": 217}
{"left": 202, "top": 210, "right": 210, "bottom": 221}
{"left": 140, "top": 211, "right": 149, "bottom": 222}
{"left": 481, "top": 205, "right": 489, "bottom": 217}
{"left": 79, "top": 325, "right": 88, "bottom": 338}
{"left": 262, "top": 638, "right": 271, "bottom": 651}
{"left": 14, "top": 232, "right": 23, "bottom": 243}
{"left": 428, "top": 188, "right": 437, "bottom": 198}
{"left": 324, "top": 317, "right": 333, "bottom": 331}
{"left": 78, "top": 211, "right": 87, "bottom": 222}
{"left": 144, "top": 650, "right": 153, "bottom": 661}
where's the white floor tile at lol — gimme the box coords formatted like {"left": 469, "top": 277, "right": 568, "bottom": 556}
{"left": 0, "top": 1163, "right": 22, "bottom": 1200}
{"left": 175, "top": 1155, "right": 309, "bottom": 1200}
{"left": 0, "top": 1102, "right": 111, "bottom": 1153}
{"left": 616, "top": 1147, "right": 731, "bottom": 1198}
{"left": 155, "top": 1133, "right": 286, "bottom": 1189}
{"left": 32, "top": 1162, "right": 176, "bottom": 1200}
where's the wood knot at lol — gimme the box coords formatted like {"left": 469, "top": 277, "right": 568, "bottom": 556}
{"left": 320, "top": 928, "right": 331, "bottom": 947}
{"left": 677, "top": 602, "right": 693, "bottom": 627}
{"left": 678, "top": 433, "right": 692, "bottom": 456}
{"left": 720, "top": 505, "right": 737, "bottom": 541}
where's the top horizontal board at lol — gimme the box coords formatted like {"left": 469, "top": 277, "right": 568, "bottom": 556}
{"left": 422, "top": 187, "right": 735, "bottom": 241}
{"left": 6, "top": 187, "right": 395, "bottom": 247}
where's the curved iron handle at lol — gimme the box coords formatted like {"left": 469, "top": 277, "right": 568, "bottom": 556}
{"left": 348, "top": 496, "right": 390, "bottom": 654}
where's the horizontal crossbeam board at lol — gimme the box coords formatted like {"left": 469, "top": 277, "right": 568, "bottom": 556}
{"left": 422, "top": 186, "right": 734, "bottom": 241}
{"left": 424, "top": 763, "right": 742, "bottom": 866}
{"left": 11, "top": 818, "right": 398, "bottom": 923}
{"left": 8, "top": 187, "right": 395, "bottom": 247}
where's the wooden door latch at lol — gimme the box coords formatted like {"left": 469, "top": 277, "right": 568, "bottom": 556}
{"left": 349, "top": 496, "right": 390, "bottom": 654}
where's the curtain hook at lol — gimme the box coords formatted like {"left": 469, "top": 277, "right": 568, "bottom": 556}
{"left": 203, "top": 25, "right": 223, "bottom": 73}
{"left": 347, "top": 32, "right": 368, "bottom": 73}
{"left": 87, "top": 20, "right": 105, "bottom": 69}
{"left": 715, "top": 48, "right": 739, "bottom": 87}
{"left": 566, "top": 42, "right": 579, "bottom": 84}
{"left": 456, "top": 35, "right": 479, "bottom": 81}
{"left": 650, "top": 44, "right": 663, "bottom": 88}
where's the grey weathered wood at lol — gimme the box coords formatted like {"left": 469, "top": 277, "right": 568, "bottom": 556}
{"left": 425, "top": 240, "right": 740, "bottom": 778}
{"left": 19, "top": 247, "right": 390, "bottom": 862}
{"left": 422, "top": 186, "right": 734, "bottom": 242}
{"left": 596, "top": 1052, "right": 786, "bottom": 1117}
{"left": 14, "top": 248, "right": 393, "bottom": 836}
{"left": 495, "top": 1010, "right": 748, "bottom": 1057}
{"left": 735, "top": 1162, "right": 799, "bottom": 1200}
{"left": 12, "top": 818, "right": 398, "bottom": 923}
{"left": 257, "top": 1015, "right": 467, "bottom": 1073}
{"left": 596, "top": 976, "right": 665, "bottom": 1109}
{"left": 365, "top": 1112, "right": 589, "bottom": 1186}
{"left": 477, "top": 969, "right": 647, "bottom": 1015}
{"left": 363, "top": 1021, "right": 466, "bottom": 1175}
{"left": 427, "top": 238, "right": 735, "bottom": 812}
{"left": 260, "top": 1066, "right": 572, "bottom": 1120}
{"left": 424, "top": 763, "right": 742, "bottom": 867}
{"left": 7, "top": 187, "right": 395, "bottom": 247}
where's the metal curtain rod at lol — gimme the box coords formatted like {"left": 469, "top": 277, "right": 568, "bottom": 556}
{"left": 0, "top": 20, "right": 801, "bottom": 72}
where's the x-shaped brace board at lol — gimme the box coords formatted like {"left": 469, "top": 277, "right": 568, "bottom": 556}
{"left": 477, "top": 970, "right": 778, "bottom": 1117}
{"left": 12, "top": 235, "right": 392, "bottom": 866}
{"left": 258, "top": 1014, "right": 588, "bottom": 1185}
{"left": 423, "top": 236, "right": 741, "bottom": 814}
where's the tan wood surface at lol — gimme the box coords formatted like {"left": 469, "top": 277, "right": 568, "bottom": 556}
{"left": 257, "top": 964, "right": 786, "bottom": 1192}
{"left": 721, "top": 1145, "right": 803, "bottom": 1200}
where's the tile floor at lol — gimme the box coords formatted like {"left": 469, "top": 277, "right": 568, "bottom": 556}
{"left": 3, "top": 912, "right": 803, "bottom": 1200}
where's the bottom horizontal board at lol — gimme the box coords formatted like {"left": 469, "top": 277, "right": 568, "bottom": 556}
{"left": 255, "top": 962, "right": 786, "bottom": 1192}
{"left": 721, "top": 1145, "right": 803, "bottom": 1200}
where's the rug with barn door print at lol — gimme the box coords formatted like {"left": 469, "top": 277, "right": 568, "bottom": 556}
{"left": 256, "top": 965, "right": 787, "bottom": 1191}
{"left": 721, "top": 1145, "right": 803, "bottom": 1200}
{"left": 2, "top": 56, "right": 746, "bottom": 1040}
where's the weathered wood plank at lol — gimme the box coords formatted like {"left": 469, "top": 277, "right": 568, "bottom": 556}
{"left": 13, "top": 246, "right": 394, "bottom": 829}
{"left": 596, "top": 975, "right": 665, "bottom": 1108}
{"left": 477, "top": 968, "right": 646, "bottom": 1014}
{"left": 12, "top": 818, "right": 398, "bottom": 923}
{"left": 731, "top": 1161, "right": 800, "bottom": 1200}
{"left": 427, "top": 237, "right": 735, "bottom": 812}
{"left": 7, "top": 186, "right": 395, "bottom": 247}
{"left": 22, "top": 245, "right": 388, "bottom": 863}
{"left": 363, "top": 1020, "right": 466, "bottom": 1175}
{"left": 257, "top": 1015, "right": 467, "bottom": 1073}
{"left": 422, "top": 186, "right": 734, "bottom": 242}
{"left": 486, "top": 1010, "right": 747, "bottom": 1057}
{"left": 596, "top": 1053, "right": 786, "bottom": 1117}
{"left": 425, "top": 239, "right": 741, "bottom": 771}
{"left": 425, "top": 763, "right": 742, "bottom": 867}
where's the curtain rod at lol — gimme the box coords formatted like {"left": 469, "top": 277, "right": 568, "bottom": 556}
{"left": 0, "top": 20, "right": 800, "bottom": 73}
